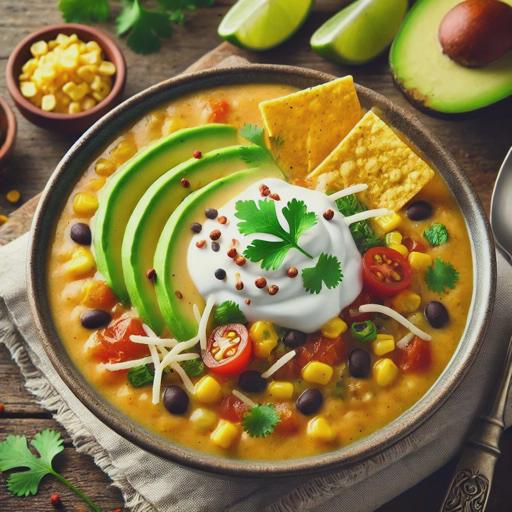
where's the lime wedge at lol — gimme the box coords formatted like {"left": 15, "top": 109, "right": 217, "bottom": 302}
{"left": 311, "top": 0, "right": 408, "bottom": 65}
{"left": 218, "top": 0, "right": 313, "bottom": 51}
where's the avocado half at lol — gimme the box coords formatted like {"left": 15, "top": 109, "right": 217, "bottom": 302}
{"left": 154, "top": 166, "right": 283, "bottom": 341}
{"left": 122, "top": 144, "right": 277, "bottom": 334}
{"left": 390, "top": 0, "right": 512, "bottom": 114}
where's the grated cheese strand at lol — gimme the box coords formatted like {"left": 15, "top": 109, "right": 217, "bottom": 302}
{"left": 396, "top": 332, "right": 415, "bottom": 350}
{"left": 261, "top": 350, "right": 297, "bottom": 379}
{"left": 199, "top": 296, "right": 216, "bottom": 351}
{"left": 344, "top": 208, "right": 393, "bottom": 226}
{"left": 170, "top": 362, "right": 195, "bottom": 394}
{"left": 232, "top": 389, "right": 256, "bottom": 408}
{"left": 193, "top": 304, "right": 201, "bottom": 324}
{"left": 130, "top": 335, "right": 177, "bottom": 347}
{"left": 102, "top": 356, "right": 154, "bottom": 371}
{"left": 329, "top": 183, "right": 368, "bottom": 202}
{"left": 358, "top": 304, "right": 432, "bottom": 341}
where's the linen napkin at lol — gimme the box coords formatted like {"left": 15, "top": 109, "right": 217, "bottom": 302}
{"left": 1, "top": 233, "right": 511, "bottom": 512}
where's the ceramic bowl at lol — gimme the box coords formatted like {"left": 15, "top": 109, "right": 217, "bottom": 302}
{"left": 0, "top": 96, "right": 17, "bottom": 169}
{"left": 28, "top": 65, "right": 496, "bottom": 477}
{"left": 5, "top": 23, "right": 126, "bottom": 133}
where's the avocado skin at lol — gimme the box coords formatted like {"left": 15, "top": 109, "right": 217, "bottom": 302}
{"left": 92, "top": 124, "right": 238, "bottom": 303}
{"left": 154, "top": 167, "right": 283, "bottom": 340}
{"left": 122, "top": 144, "right": 275, "bottom": 334}
{"left": 390, "top": 0, "right": 512, "bottom": 114}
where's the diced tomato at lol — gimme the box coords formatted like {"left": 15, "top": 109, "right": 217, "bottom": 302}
{"left": 207, "top": 99, "right": 230, "bottom": 123}
{"left": 89, "top": 315, "right": 149, "bottom": 364}
{"left": 275, "top": 403, "right": 301, "bottom": 434}
{"left": 397, "top": 337, "right": 432, "bottom": 372}
{"left": 81, "top": 280, "right": 118, "bottom": 310}
{"left": 341, "top": 291, "right": 376, "bottom": 322}
{"left": 402, "top": 237, "right": 427, "bottom": 253}
{"left": 218, "top": 395, "right": 249, "bottom": 423}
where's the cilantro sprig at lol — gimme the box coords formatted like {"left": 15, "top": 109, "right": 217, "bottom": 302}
{"left": 59, "top": 0, "right": 110, "bottom": 23}
{"left": 302, "top": 253, "right": 343, "bottom": 294}
{"left": 242, "top": 404, "right": 280, "bottom": 438}
{"left": 425, "top": 258, "right": 459, "bottom": 294}
{"left": 180, "top": 358, "right": 205, "bottom": 377}
{"left": 213, "top": 300, "right": 247, "bottom": 326}
{"left": 240, "top": 124, "right": 275, "bottom": 163}
{"left": 423, "top": 223, "right": 449, "bottom": 247}
{"left": 128, "top": 364, "right": 154, "bottom": 387}
{"left": 0, "top": 430, "right": 101, "bottom": 511}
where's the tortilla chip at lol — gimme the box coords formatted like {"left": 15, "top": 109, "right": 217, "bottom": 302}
{"left": 309, "top": 111, "right": 435, "bottom": 211}
{"left": 260, "top": 76, "right": 362, "bottom": 182}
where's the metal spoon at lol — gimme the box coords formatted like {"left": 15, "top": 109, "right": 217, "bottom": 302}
{"left": 439, "top": 146, "right": 512, "bottom": 512}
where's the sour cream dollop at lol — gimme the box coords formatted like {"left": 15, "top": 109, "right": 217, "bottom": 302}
{"left": 187, "top": 179, "right": 362, "bottom": 333}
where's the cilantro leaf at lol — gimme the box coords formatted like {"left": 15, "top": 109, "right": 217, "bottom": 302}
{"left": 240, "top": 124, "right": 275, "bottom": 162}
{"left": 423, "top": 223, "right": 449, "bottom": 247}
{"left": 58, "top": 0, "right": 110, "bottom": 22}
{"left": 213, "top": 300, "right": 247, "bottom": 326}
{"left": 302, "top": 252, "right": 343, "bottom": 294}
{"left": 236, "top": 199, "right": 316, "bottom": 270}
{"left": 425, "top": 258, "right": 459, "bottom": 294}
{"left": 242, "top": 404, "right": 280, "bottom": 438}
{"left": 180, "top": 358, "right": 205, "bottom": 377}
{"left": 336, "top": 194, "right": 382, "bottom": 253}
{"left": 128, "top": 364, "right": 154, "bottom": 387}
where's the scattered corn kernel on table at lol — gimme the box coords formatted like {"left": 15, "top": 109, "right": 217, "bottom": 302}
{"left": 1, "top": 1, "right": 512, "bottom": 511}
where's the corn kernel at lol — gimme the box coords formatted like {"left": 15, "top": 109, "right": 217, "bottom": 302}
{"left": 68, "top": 101, "right": 82, "bottom": 114}
{"left": 372, "top": 212, "right": 402, "bottom": 233}
{"left": 22, "top": 58, "right": 38, "bottom": 76}
{"left": 80, "top": 51, "right": 100, "bottom": 65}
{"left": 88, "top": 177, "right": 106, "bottom": 191}
{"left": 86, "top": 40, "right": 102, "bottom": 52}
{"left": 98, "top": 61, "right": 116, "bottom": 76}
{"left": 408, "top": 251, "right": 433, "bottom": 272}
{"left": 210, "top": 419, "right": 240, "bottom": 449}
{"left": 81, "top": 279, "right": 116, "bottom": 308}
{"left": 20, "top": 81, "right": 37, "bottom": 98}
{"left": 111, "top": 140, "right": 137, "bottom": 163}
{"left": 373, "top": 358, "right": 399, "bottom": 387}
{"left": 65, "top": 247, "right": 95, "bottom": 277}
{"left": 194, "top": 375, "right": 222, "bottom": 404}
{"left": 30, "top": 40, "right": 48, "bottom": 57}
{"left": 41, "top": 94, "right": 56, "bottom": 112}
{"left": 321, "top": 317, "right": 347, "bottom": 338}
{"left": 388, "top": 243, "right": 408, "bottom": 257}
{"left": 372, "top": 334, "right": 396, "bottom": 356}
{"left": 56, "top": 33, "right": 70, "bottom": 46}
{"left": 307, "top": 416, "right": 335, "bottom": 442}
{"left": 82, "top": 96, "right": 96, "bottom": 111}
{"left": 0, "top": 214, "right": 8, "bottom": 226}
{"left": 95, "top": 158, "right": 116, "bottom": 177}
{"left": 73, "top": 192, "right": 98, "bottom": 216}
{"left": 385, "top": 231, "right": 403, "bottom": 246}
{"left": 391, "top": 290, "right": 421, "bottom": 314}
{"left": 268, "top": 381, "right": 294, "bottom": 400}
{"left": 77, "top": 64, "right": 97, "bottom": 83}
{"left": 302, "top": 361, "right": 334, "bottom": 386}
{"left": 189, "top": 408, "right": 218, "bottom": 431}
{"left": 249, "top": 321, "right": 278, "bottom": 358}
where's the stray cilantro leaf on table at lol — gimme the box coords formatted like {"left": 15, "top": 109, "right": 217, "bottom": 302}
{"left": 242, "top": 404, "right": 280, "bottom": 438}
{"left": 302, "top": 252, "right": 343, "bottom": 294}
{"left": 236, "top": 198, "right": 317, "bottom": 270}
{"left": 425, "top": 258, "right": 459, "bottom": 294}
{"left": 0, "top": 429, "right": 101, "bottom": 511}
{"left": 423, "top": 223, "right": 449, "bottom": 247}
{"left": 58, "top": 0, "right": 110, "bottom": 22}
{"left": 213, "top": 300, "right": 247, "bottom": 326}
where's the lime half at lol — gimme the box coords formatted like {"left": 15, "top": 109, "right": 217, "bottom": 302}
{"left": 311, "top": 0, "right": 408, "bottom": 65}
{"left": 218, "top": 0, "right": 313, "bottom": 51}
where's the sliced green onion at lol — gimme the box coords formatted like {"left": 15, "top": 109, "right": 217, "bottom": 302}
{"left": 350, "top": 320, "right": 377, "bottom": 343}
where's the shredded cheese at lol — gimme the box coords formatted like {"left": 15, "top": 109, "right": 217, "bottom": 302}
{"left": 329, "top": 183, "right": 368, "bottom": 202}
{"left": 396, "top": 332, "right": 415, "bottom": 350}
{"left": 344, "top": 208, "right": 392, "bottom": 226}
{"left": 232, "top": 389, "right": 256, "bottom": 408}
{"left": 261, "top": 350, "right": 297, "bottom": 379}
{"left": 170, "top": 362, "right": 195, "bottom": 394}
{"left": 101, "top": 356, "right": 154, "bottom": 371}
{"left": 199, "top": 295, "right": 216, "bottom": 351}
{"left": 358, "top": 304, "right": 432, "bottom": 341}
{"left": 193, "top": 304, "right": 201, "bottom": 324}
{"left": 130, "top": 335, "right": 177, "bottom": 347}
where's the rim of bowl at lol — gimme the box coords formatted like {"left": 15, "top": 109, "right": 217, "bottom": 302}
{"left": 0, "top": 96, "right": 17, "bottom": 163}
{"left": 5, "top": 23, "right": 126, "bottom": 121}
{"left": 28, "top": 64, "right": 496, "bottom": 477}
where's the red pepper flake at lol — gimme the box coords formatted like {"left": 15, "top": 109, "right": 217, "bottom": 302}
{"left": 287, "top": 266, "right": 298, "bottom": 278}
{"left": 0, "top": 403, "right": 5, "bottom": 414}
{"left": 196, "top": 239, "right": 206, "bottom": 249}
{"left": 50, "top": 493, "right": 62, "bottom": 508}
{"left": 235, "top": 277, "right": 244, "bottom": 291}
{"left": 180, "top": 177, "right": 190, "bottom": 188}
{"left": 146, "top": 268, "right": 157, "bottom": 282}
{"left": 268, "top": 284, "right": 279, "bottom": 296}
{"left": 255, "top": 277, "right": 267, "bottom": 289}
{"left": 193, "top": 150, "right": 202, "bottom": 159}
{"left": 175, "top": 291, "right": 183, "bottom": 299}
{"left": 259, "top": 184, "right": 270, "bottom": 197}
{"left": 244, "top": 299, "right": 251, "bottom": 305}
{"left": 227, "top": 247, "right": 237, "bottom": 259}
{"left": 235, "top": 255, "right": 246, "bottom": 267}
{"left": 210, "top": 229, "right": 221, "bottom": 241}
{"left": 323, "top": 209, "right": 334, "bottom": 221}
{"left": 269, "top": 193, "right": 280, "bottom": 201}
{"left": 218, "top": 215, "right": 228, "bottom": 225}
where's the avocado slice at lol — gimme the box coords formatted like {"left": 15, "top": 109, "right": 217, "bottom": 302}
{"left": 122, "top": 144, "right": 277, "bottom": 333}
{"left": 390, "top": 0, "right": 512, "bottom": 114}
{"left": 92, "top": 124, "right": 238, "bottom": 303}
{"left": 154, "top": 167, "right": 283, "bottom": 340}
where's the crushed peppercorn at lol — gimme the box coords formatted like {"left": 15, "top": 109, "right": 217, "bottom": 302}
{"left": 145, "top": 268, "right": 157, "bottom": 282}
{"left": 210, "top": 229, "right": 221, "bottom": 240}
{"left": 323, "top": 209, "right": 334, "bottom": 220}
{"left": 255, "top": 277, "right": 267, "bottom": 289}
{"left": 193, "top": 150, "right": 202, "bottom": 159}
{"left": 268, "top": 284, "right": 279, "bottom": 295}
{"left": 180, "top": 178, "right": 190, "bottom": 188}
{"left": 287, "top": 266, "right": 298, "bottom": 278}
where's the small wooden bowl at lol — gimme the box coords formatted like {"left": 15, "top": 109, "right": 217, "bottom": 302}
{"left": 6, "top": 24, "right": 126, "bottom": 133}
{"left": 0, "top": 96, "right": 17, "bottom": 169}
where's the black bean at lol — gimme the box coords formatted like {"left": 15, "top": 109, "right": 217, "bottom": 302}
{"left": 348, "top": 349, "right": 371, "bottom": 378}
{"left": 238, "top": 370, "right": 267, "bottom": 393}
{"left": 80, "top": 309, "right": 111, "bottom": 329}
{"left": 191, "top": 222, "right": 202, "bottom": 233}
{"left": 70, "top": 223, "right": 91, "bottom": 245}
{"left": 215, "top": 268, "right": 226, "bottom": 280}
{"left": 163, "top": 386, "right": 189, "bottom": 415}
{"left": 406, "top": 200, "right": 433, "bottom": 221}
{"left": 282, "top": 330, "right": 307, "bottom": 348}
{"left": 296, "top": 388, "right": 323, "bottom": 416}
{"left": 425, "top": 301, "right": 449, "bottom": 328}
{"left": 205, "top": 208, "right": 218, "bottom": 219}
{"left": 211, "top": 241, "right": 220, "bottom": 252}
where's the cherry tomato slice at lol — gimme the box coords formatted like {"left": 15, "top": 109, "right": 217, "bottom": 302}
{"left": 362, "top": 247, "right": 412, "bottom": 298}
{"left": 397, "top": 337, "right": 432, "bottom": 372}
{"left": 218, "top": 395, "right": 249, "bottom": 422}
{"left": 203, "top": 323, "right": 252, "bottom": 376}
{"left": 275, "top": 403, "right": 301, "bottom": 434}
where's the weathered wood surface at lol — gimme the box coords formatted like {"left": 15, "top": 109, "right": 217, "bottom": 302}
{"left": 1, "top": 1, "right": 512, "bottom": 511}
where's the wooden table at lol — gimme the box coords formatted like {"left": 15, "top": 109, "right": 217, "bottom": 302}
{"left": 1, "top": 1, "right": 511, "bottom": 510}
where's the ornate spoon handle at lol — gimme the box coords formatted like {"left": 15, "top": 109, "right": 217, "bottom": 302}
{"left": 439, "top": 335, "right": 512, "bottom": 512}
